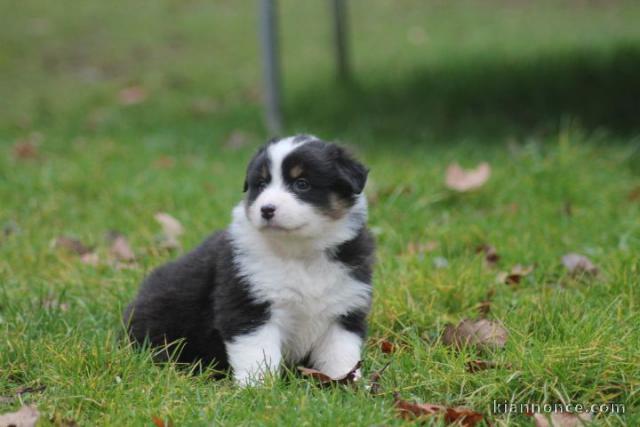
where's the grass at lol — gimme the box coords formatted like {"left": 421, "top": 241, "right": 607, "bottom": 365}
{"left": 1, "top": 0, "right": 640, "bottom": 425}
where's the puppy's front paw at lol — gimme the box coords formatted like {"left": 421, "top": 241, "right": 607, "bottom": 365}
{"left": 234, "top": 371, "right": 262, "bottom": 387}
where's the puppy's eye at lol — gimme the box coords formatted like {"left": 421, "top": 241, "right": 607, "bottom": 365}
{"left": 293, "top": 178, "right": 310, "bottom": 192}
{"left": 257, "top": 180, "right": 268, "bottom": 190}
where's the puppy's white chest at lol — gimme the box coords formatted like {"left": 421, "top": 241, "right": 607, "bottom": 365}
{"left": 240, "top": 253, "right": 369, "bottom": 361}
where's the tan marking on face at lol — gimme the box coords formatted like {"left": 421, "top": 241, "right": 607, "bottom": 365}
{"left": 327, "top": 193, "right": 349, "bottom": 219}
{"left": 290, "top": 164, "right": 303, "bottom": 179}
{"left": 260, "top": 164, "right": 268, "bottom": 179}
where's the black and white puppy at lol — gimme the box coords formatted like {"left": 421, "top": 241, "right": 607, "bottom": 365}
{"left": 124, "top": 135, "right": 375, "bottom": 385}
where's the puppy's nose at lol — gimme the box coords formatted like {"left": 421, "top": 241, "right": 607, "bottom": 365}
{"left": 260, "top": 204, "right": 276, "bottom": 220}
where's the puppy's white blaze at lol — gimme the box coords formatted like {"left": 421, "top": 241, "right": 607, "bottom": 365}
{"left": 225, "top": 322, "right": 282, "bottom": 386}
{"left": 266, "top": 136, "right": 307, "bottom": 188}
{"left": 246, "top": 136, "right": 312, "bottom": 231}
{"left": 311, "top": 324, "right": 363, "bottom": 379}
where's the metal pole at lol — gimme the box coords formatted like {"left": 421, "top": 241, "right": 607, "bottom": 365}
{"left": 331, "top": 0, "right": 350, "bottom": 82}
{"left": 259, "top": 0, "right": 283, "bottom": 135}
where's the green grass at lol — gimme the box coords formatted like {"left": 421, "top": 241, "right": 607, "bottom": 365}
{"left": 1, "top": 1, "right": 640, "bottom": 425}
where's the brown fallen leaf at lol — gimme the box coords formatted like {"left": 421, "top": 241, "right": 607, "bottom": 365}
{"left": 53, "top": 236, "right": 92, "bottom": 255}
{"left": 154, "top": 212, "right": 183, "bottom": 249}
{"left": 380, "top": 339, "right": 395, "bottom": 354}
{"left": 562, "top": 253, "right": 598, "bottom": 276}
{"left": 394, "top": 393, "right": 484, "bottom": 426}
{"left": 442, "top": 319, "right": 508, "bottom": 352}
{"left": 466, "top": 359, "right": 512, "bottom": 373}
{"left": 476, "top": 244, "right": 500, "bottom": 267}
{"left": 445, "top": 162, "right": 491, "bottom": 192}
{"left": 298, "top": 361, "right": 361, "bottom": 386}
{"left": 118, "top": 85, "right": 147, "bottom": 105}
{"left": 498, "top": 264, "right": 534, "bottom": 285}
{"left": 108, "top": 233, "right": 136, "bottom": 262}
{"left": 533, "top": 412, "right": 593, "bottom": 427}
{"left": 628, "top": 186, "right": 640, "bottom": 202}
{"left": 368, "top": 361, "right": 391, "bottom": 396}
{"left": 151, "top": 415, "right": 174, "bottom": 427}
{"left": 0, "top": 405, "right": 40, "bottom": 427}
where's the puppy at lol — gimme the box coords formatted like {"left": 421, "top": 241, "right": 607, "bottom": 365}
{"left": 124, "top": 135, "right": 375, "bottom": 385}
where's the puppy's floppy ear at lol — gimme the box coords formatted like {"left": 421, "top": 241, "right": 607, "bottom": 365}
{"left": 329, "top": 144, "right": 369, "bottom": 195}
{"left": 243, "top": 179, "right": 248, "bottom": 193}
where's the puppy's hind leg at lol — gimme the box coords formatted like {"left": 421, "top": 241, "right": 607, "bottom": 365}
{"left": 225, "top": 322, "right": 282, "bottom": 386}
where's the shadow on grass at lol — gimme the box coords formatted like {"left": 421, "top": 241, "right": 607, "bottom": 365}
{"left": 287, "top": 43, "right": 640, "bottom": 141}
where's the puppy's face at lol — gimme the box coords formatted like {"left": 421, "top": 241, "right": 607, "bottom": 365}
{"left": 242, "top": 136, "right": 368, "bottom": 238}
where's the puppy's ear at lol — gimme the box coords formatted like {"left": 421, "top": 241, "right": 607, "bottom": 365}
{"left": 330, "top": 145, "right": 369, "bottom": 195}
{"left": 243, "top": 179, "right": 248, "bottom": 193}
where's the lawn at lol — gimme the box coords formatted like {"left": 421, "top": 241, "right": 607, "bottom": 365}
{"left": 1, "top": 0, "right": 640, "bottom": 425}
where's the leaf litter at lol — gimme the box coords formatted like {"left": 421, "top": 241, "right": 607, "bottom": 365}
{"left": 297, "top": 361, "right": 361, "bottom": 387}
{"left": 445, "top": 162, "right": 491, "bottom": 192}
{"left": 562, "top": 253, "right": 599, "bottom": 276}
{"left": 442, "top": 319, "right": 508, "bottom": 352}
{"left": 154, "top": 212, "right": 183, "bottom": 250}
{"left": 0, "top": 405, "right": 40, "bottom": 427}
{"left": 394, "top": 393, "right": 485, "bottom": 426}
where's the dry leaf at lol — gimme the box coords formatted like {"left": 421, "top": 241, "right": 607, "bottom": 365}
{"left": 445, "top": 162, "right": 491, "bottom": 192}
{"left": 154, "top": 213, "right": 183, "bottom": 239}
{"left": 154, "top": 212, "right": 183, "bottom": 249}
{"left": 442, "top": 319, "right": 508, "bottom": 352}
{"left": 380, "top": 339, "right": 395, "bottom": 354}
{"left": 0, "top": 405, "right": 40, "bottom": 427}
{"left": 533, "top": 412, "right": 593, "bottom": 427}
{"left": 109, "top": 234, "right": 135, "bottom": 262}
{"left": 298, "top": 361, "right": 361, "bottom": 386}
{"left": 477, "top": 244, "right": 500, "bottom": 267}
{"left": 394, "top": 393, "right": 484, "bottom": 426}
{"left": 53, "top": 236, "right": 92, "bottom": 255}
{"left": 562, "top": 253, "right": 598, "bottom": 276}
{"left": 498, "top": 264, "right": 534, "bottom": 285}
{"left": 118, "top": 85, "right": 147, "bottom": 105}
{"left": 12, "top": 133, "right": 42, "bottom": 160}
{"left": 151, "top": 415, "right": 174, "bottom": 427}
{"left": 628, "top": 186, "right": 640, "bottom": 202}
